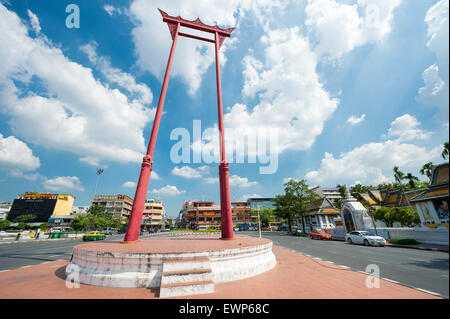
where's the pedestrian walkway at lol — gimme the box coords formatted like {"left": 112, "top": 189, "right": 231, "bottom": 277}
{"left": 0, "top": 245, "right": 441, "bottom": 299}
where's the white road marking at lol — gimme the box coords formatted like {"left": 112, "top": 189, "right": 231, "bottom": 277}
{"left": 382, "top": 278, "right": 400, "bottom": 284}
{"left": 0, "top": 270, "right": 10, "bottom": 272}
{"left": 442, "top": 274, "right": 449, "bottom": 278}
{"left": 368, "top": 258, "right": 386, "bottom": 264}
{"left": 338, "top": 265, "right": 350, "bottom": 269}
{"left": 414, "top": 288, "right": 441, "bottom": 296}
{"left": 20, "top": 265, "right": 31, "bottom": 268}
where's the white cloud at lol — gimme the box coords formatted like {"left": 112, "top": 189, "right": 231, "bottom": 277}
{"left": 172, "top": 165, "right": 209, "bottom": 178}
{"left": 27, "top": 9, "right": 41, "bottom": 33}
{"left": 43, "top": 176, "right": 85, "bottom": 192}
{"left": 416, "top": 0, "right": 449, "bottom": 114}
{"left": 151, "top": 171, "right": 160, "bottom": 180}
{"left": 103, "top": 5, "right": 128, "bottom": 16}
{"left": 204, "top": 177, "right": 219, "bottom": 184}
{"left": 0, "top": 4, "right": 154, "bottom": 166}
{"left": 347, "top": 114, "right": 366, "bottom": 125}
{"left": 221, "top": 27, "right": 338, "bottom": 156}
{"left": 304, "top": 0, "right": 402, "bottom": 60}
{"left": 123, "top": 181, "right": 136, "bottom": 188}
{"left": 229, "top": 174, "right": 258, "bottom": 188}
{"left": 151, "top": 185, "right": 185, "bottom": 196}
{"left": 80, "top": 41, "right": 153, "bottom": 105}
{"left": 386, "top": 114, "right": 431, "bottom": 142}
{"left": 128, "top": 0, "right": 287, "bottom": 96}
{"left": 283, "top": 177, "right": 296, "bottom": 183}
{"left": 196, "top": 26, "right": 339, "bottom": 159}
{"left": 0, "top": 133, "right": 40, "bottom": 172}
{"left": 241, "top": 193, "right": 262, "bottom": 201}
{"left": 305, "top": 114, "right": 440, "bottom": 185}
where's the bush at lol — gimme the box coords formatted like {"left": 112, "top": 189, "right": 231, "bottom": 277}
{"left": 389, "top": 238, "right": 420, "bottom": 245}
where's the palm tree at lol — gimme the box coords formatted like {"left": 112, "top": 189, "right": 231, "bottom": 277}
{"left": 404, "top": 173, "right": 419, "bottom": 189}
{"left": 392, "top": 166, "right": 415, "bottom": 218}
{"left": 442, "top": 142, "right": 449, "bottom": 160}
{"left": 420, "top": 162, "right": 434, "bottom": 179}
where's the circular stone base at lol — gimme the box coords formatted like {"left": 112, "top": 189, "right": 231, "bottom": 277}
{"left": 66, "top": 235, "right": 276, "bottom": 289}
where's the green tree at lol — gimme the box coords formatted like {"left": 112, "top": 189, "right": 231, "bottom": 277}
{"left": 259, "top": 211, "right": 271, "bottom": 228}
{"left": 71, "top": 215, "right": 87, "bottom": 231}
{"left": 333, "top": 184, "right": 347, "bottom": 209}
{"left": 404, "top": 173, "right": 419, "bottom": 189}
{"left": 14, "top": 214, "right": 37, "bottom": 223}
{"left": 273, "top": 190, "right": 298, "bottom": 233}
{"left": 442, "top": 141, "right": 449, "bottom": 160}
{"left": 373, "top": 207, "right": 395, "bottom": 227}
{"left": 420, "top": 162, "right": 434, "bottom": 179}
{"left": 0, "top": 220, "right": 11, "bottom": 230}
{"left": 274, "top": 179, "right": 319, "bottom": 234}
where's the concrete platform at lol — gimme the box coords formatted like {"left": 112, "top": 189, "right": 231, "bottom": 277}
{"left": 66, "top": 235, "right": 276, "bottom": 297}
{"left": 0, "top": 244, "right": 440, "bottom": 299}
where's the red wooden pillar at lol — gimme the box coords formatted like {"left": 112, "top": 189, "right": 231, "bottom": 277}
{"left": 123, "top": 22, "right": 181, "bottom": 243}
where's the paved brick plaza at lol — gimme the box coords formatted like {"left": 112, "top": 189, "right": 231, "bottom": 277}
{"left": 0, "top": 235, "right": 440, "bottom": 299}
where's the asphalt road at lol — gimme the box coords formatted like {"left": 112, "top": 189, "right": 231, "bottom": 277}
{"left": 0, "top": 233, "right": 150, "bottom": 272}
{"left": 1, "top": 231, "right": 448, "bottom": 298}
{"left": 243, "top": 231, "right": 449, "bottom": 299}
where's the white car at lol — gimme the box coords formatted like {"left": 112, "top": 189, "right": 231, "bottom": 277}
{"left": 345, "top": 231, "right": 387, "bottom": 247}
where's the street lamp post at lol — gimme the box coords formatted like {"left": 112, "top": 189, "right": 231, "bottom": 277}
{"left": 257, "top": 205, "right": 262, "bottom": 239}
{"left": 92, "top": 168, "right": 104, "bottom": 204}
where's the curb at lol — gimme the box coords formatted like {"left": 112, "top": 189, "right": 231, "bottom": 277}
{"left": 386, "top": 243, "right": 448, "bottom": 253}
{"left": 0, "top": 237, "right": 83, "bottom": 244}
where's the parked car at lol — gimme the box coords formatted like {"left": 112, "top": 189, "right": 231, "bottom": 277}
{"left": 345, "top": 231, "right": 386, "bottom": 246}
{"left": 82, "top": 231, "right": 106, "bottom": 241}
{"left": 278, "top": 225, "right": 288, "bottom": 231}
{"left": 101, "top": 228, "right": 113, "bottom": 235}
{"left": 309, "top": 229, "right": 332, "bottom": 240}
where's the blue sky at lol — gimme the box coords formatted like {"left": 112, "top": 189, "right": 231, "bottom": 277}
{"left": 0, "top": 0, "right": 448, "bottom": 218}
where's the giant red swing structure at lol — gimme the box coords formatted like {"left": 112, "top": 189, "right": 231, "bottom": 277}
{"left": 123, "top": 9, "right": 235, "bottom": 243}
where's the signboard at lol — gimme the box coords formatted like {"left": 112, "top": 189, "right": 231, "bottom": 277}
{"left": 203, "top": 212, "right": 215, "bottom": 216}
{"left": 433, "top": 197, "right": 449, "bottom": 223}
{"left": 23, "top": 193, "right": 54, "bottom": 199}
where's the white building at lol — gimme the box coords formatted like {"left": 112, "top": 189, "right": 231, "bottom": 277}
{"left": 311, "top": 186, "right": 343, "bottom": 204}
{"left": 0, "top": 202, "right": 12, "bottom": 220}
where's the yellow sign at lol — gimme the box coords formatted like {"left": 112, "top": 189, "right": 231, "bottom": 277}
{"left": 204, "top": 212, "right": 215, "bottom": 216}
{"left": 23, "top": 193, "right": 53, "bottom": 199}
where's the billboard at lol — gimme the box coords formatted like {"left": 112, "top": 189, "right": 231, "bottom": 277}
{"left": 433, "top": 197, "right": 449, "bottom": 222}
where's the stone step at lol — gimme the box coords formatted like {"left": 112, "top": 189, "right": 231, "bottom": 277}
{"left": 159, "top": 280, "right": 214, "bottom": 298}
{"left": 161, "top": 268, "right": 213, "bottom": 285}
{"left": 162, "top": 257, "right": 211, "bottom": 272}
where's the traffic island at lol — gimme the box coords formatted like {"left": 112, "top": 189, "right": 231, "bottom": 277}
{"left": 66, "top": 235, "right": 276, "bottom": 297}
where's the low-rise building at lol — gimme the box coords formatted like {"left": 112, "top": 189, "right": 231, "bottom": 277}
{"left": 181, "top": 200, "right": 222, "bottom": 230}
{"left": 248, "top": 198, "right": 281, "bottom": 229}
{"left": 92, "top": 194, "right": 133, "bottom": 224}
{"left": 7, "top": 193, "right": 74, "bottom": 223}
{"left": 411, "top": 162, "right": 449, "bottom": 229}
{"left": 311, "top": 186, "right": 343, "bottom": 204}
{"left": 300, "top": 198, "right": 340, "bottom": 233}
{"left": 142, "top": 199, "right": 165, "bottom": 231}
{"left": 232, "top": 201, "right": 251, "bottom": 228}
{"left": 0, "top": 202, "right": 12, "bottom": 220}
